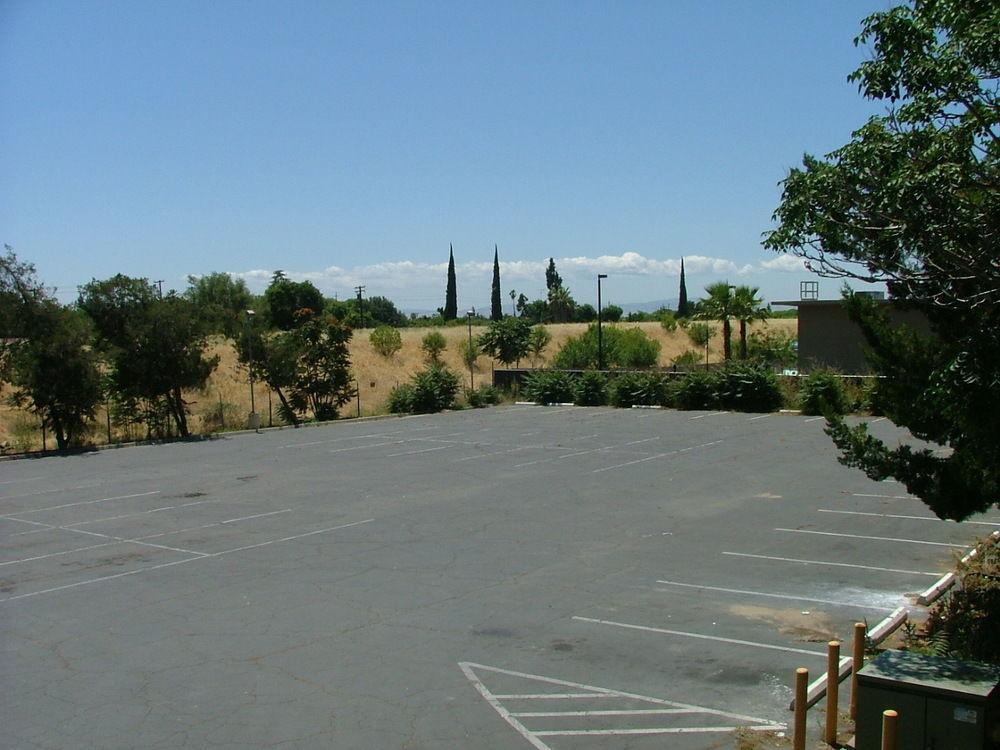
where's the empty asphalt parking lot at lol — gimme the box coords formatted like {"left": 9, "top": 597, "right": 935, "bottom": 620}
{"left": 3, "top": 405, "right": 998, "bottom": 749}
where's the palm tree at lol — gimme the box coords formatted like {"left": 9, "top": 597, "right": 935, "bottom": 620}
{"left": 732, "top": 285, "right": 767, "bottom": 359}
{"left": 697, "top": 282, "right": 737, "bottom": 361}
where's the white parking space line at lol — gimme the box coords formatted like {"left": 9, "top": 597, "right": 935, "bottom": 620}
{"left": 721, "top": 551, "right": 939, "bottom": 577}
{"left": 624, "top": 437, "right": 660, "bottom": 446}
{"left": 776, "top": 527, "right": 968, "bottom": 548}
{"left": 0, "top": 518, "right": 374, "bottom": 603}
{"left": 453, "top": 446, "right": 532, "bottom": 463}
{"left": 818, "top": 508, "right": 1000, "bottom": 526}
{"left": 688, "top": 412, "right": 728, "bottom": 420}
{"left": 57, "top": 499, "right": 219, "bottom": 529}
{"left": 329, "top": 440, "right": 404, "bottom": 454}
{"left": 0, "top": 482, "right": 104, "bottom": 502}
{"left": 654, "top": 579, "right": 896, "bottom": 612}
{"left": 804, "top": 416, "right": 825, "bottom": 422}
{"left": 460, "top": 661, "right": 782, "bottom": 750}
{"left": 748, "top": 415, "right": 770, "bottom": 421}
{"left": 0, "top": 490, "right": 159, "bottom": 518}
{"left": 385, "top": 445, "right": 450, "bottom": 458}
{"left": 572, "top": 616, "right": 829, "bottom": 658}
{"left": 0, "top": 476, "right": 43, "bottom": 485}
{"left": 593, "top": 441, "right": 722, "bottom": 474}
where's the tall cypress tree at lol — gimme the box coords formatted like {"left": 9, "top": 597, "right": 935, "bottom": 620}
{"left": 490, "top": 245, "right": 503, "bottom": 321}
{"left": 443, "top": 244, "right": 458, "bottom": 321}
{"left": 677, "top": 257, "right": 689, "bottom": 317}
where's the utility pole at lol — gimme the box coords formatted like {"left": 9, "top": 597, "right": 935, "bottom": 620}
{"left": 355, "top": 285, "right": 366, "bottom": 329}
{"left": 597, "top": 274, "right": 608, "bottom": 370}
{"left": 154, "top": 280, "right": 164, "bottom": 299}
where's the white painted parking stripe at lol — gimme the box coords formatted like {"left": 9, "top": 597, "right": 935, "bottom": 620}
{"left": 853, "top": 492, "right": 915, "bottom": 500}
{"left": 748, "top": 414, "right": 770, "bottom": 421}
{"left": 534, "top": 726, "right": 779, "bottom": 736}
{"left": 0, "top": 476, "right": 42, "bottom": 485}
{"left": 624, "top": 437, "right": 660, "bottom": 445}
{"left": 0, "top": 482, "right": 104, "bottom": 502}
{"left": 512, "top": 709, "right": 692, "bottom": 717}
{"left": 60, "top": 498, "right": 218, "bottom": 528}
{"left": 385, "top": 446, "right": 450, "bottom": 458}
{"left": 721, "top": 551, "right": 939, "bottom": 577}
{"left": 493, "top": 693, "right": 615, "bottom": 700}
{"left": 572, "top": 616, "right": 829, "bottom": 658}
{"left": 818, "top": 508, "right": 1000, "bottom": 526}
{"left": 592, "top": 451, "right": 677, "bottom": 473}
{"left": 329, "top": 440, "right": 403, "bottom": 454}
{"left": 689, "top": 412, "right": 727, "bottom": 420}
{"left": 0, "top": 490, "right": 160, "bottom": 518}
{"left": 221, "top": 509, "right": 292, "bottom": 524}
{"left": 776, "top": 527, "right": 967, "bottom": 548}
{"left": 654, "top": 579, "right": 896, "bottom": 611}
{"left": 804, "top": 416, "right": 825, "bottom": 422}
{"left": 0, "top": 518, "right": 374, "bottom": 603}
{"left": 453, "top": 446, "right": 531, "bottom": 462}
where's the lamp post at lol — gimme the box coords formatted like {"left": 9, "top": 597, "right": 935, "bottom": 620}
{"left": 245, "top": 310, "right": 260, "bottom": 432}
{"left": 597, "top": 274, "right": 608, "bottom": 370}
{"left": 466, "top": 307, "right": 476, "bottom": 390}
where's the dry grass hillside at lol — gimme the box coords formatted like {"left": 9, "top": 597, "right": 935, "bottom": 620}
{"left": 0, "top": 319, "right": 795, "bottom": 451}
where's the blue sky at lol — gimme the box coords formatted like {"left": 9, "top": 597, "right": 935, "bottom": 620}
{"left": 2, "top": 0, "right": 891, "bottom": 310}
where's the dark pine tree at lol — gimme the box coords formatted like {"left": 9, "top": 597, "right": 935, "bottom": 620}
{"left": 545, "top": 258, "right": 562, "bottom": 292}
{"left": 443, "top": 244, "right": 458, "bottom": 321}
{"left": 490, "top": 245, "right": 503, "bottom": 321}
{"left": 677, "top": 257, "right": 689, "bottom": 317}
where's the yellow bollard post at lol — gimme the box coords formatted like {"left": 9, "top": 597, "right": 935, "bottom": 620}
{"left": 793, "top": 667, "right": 808, "bottom": 750}
{"left": 881, "top": 709, "right": 898, "bottom": 750}
{"left": 825, "top": 640, "right": 841, "bottom": 745}
{"left": 851, "top": 622, "right": 866, "bottom": 720}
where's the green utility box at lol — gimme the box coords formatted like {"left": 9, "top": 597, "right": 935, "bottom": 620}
{"left": 855, "top": 650, "right": 1000, "bottom": 750}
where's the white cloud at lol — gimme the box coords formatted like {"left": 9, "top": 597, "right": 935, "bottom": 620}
{"left": 225, "top": 250, "right": 810, "bottom": 307}
{"left": 759, "top": 254, "right": 807, "bottom": 273}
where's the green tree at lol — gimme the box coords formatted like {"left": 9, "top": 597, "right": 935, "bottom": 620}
{"left": 443, "top": 245, "right": 458, "bottom": 321}
{"left": 370, "top": 325, "right": 402, "bottom": 358}
{"left": 686, "top": 322, "right": 715, "bottom": 365}
{"left": 184, "top": 272, "right": 252, "bottom": 338}
{"left": 527, "top": 325, "right": 552, "bottom": 367}
{"left": 547, "top": 284, "right": 575, "bottom": 323}
{"left": 236, "top": 326, "right": 300, "bottom": 426}
{"left": 765, "top": 0, "right": 999, "bottom": 521}
{"left": 263, "top": 271, "right": 324, "bottom": 330}
{"left": 697, "top": 282, "right": 736, "bottom": 360}
{"left": 421, "top": 330, "right": 447, "bottom": 363}
{"left": 1, "top": 250, "right": 102, "bottom": 449}
{"left": 286, "top": 313, "right": 356, "bottom": 421}
{"left": 491, "top": 245, "right": 503, "bottom": 321}
{"left": 731, "top": 285, "right": 767, "bottom": 359}
{"left": 677, "top": 258, "right": 690, "bottom": 317}
{"left": 545, "top": 258, "right": 562, "bottom": 291}
{"left": 602, "top": 304, "right": 623, "bottom": 323}
{"left": 80, "top": 277, "right": 218, "bottom": 438}
{"left": 478, "top": 316, "right": 532, "bottom": 367}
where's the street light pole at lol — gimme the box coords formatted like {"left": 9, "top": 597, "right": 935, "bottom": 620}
{"left": 467, "top": 307, "right": 476, "bottom": 390}
{"left": 597, "top": 274, "right": 608, "bottom": 370}
{"left": 245, "top": 310, "right": 259, "bottom": 432}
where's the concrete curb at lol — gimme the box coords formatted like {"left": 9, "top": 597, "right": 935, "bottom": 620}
{"left": 789, "top": 606, "right": 908, "bottom": 711}
{"left": 916, "top": 530, "right": 1000, "bottom": 606}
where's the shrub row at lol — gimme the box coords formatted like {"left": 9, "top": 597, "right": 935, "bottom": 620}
{"left": 522, "top": 367, "right": 867, "bottom": 415}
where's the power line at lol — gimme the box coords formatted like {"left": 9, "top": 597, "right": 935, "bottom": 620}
{"left": 355, "top": 285, "right": 366, "bottom": 329}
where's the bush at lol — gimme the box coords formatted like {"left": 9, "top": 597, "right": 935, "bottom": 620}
{"left": 686, "top": 322, "right": 714, "bottom": 349}
{"left": 860, "top": 377, "right": 887, "bottom": 416}
{"left": 370, "top": 325, "right": 402, "bottom": 358}
{"left": 659, "top": 310, "right": 678, "bottom": 332}
{"left": 923, "top": 536, "right": 1000, "bottom": 663}
{"left": 608, "top": 372, "right": 672, "bottom": 408}
{"left": 574, "top": 371, "right": 608, "bottom": 406}
{"left": 201, "top": 398, "right": 242, "bottom": 432}
{"left": 675, "top": 370, "right": 722, "bottom": 410}
{"left": 528, "top": 325, "right": 552, "bottom": 366}
{"left": 551, "top": 324, "right": 661, "bottom": 370}
{"left": 523, "top": 370, "right": 575, "bottom": 405}
{"left": 386, "top": 383, "right": 415, "bottom": 414}
{"left": 465, "top": 384, "right": 501, "bottom": 408}
{"left": 672, "top": 350, "right": 702, "bottom": 369}
{"left": 459, "top": 337, "right": 479, "bottom": 370}
{"left": 420, "top": 331, "right": 447, "bottom": 363}
{"left": 387, "top": 365, "right": 460, "bottom": 414}
{"left": 799, "top": 370, "right": 850, "bottom": 415}
{"left": 746, "top": 330, "right": 796, "bottom": 368}
{"left": 718, "top": 365, "right": 783, "bottom": 413}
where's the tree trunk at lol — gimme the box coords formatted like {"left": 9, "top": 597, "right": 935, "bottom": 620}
{"left": 274, "top": 387, "right": 299, "bottom": 426}
{"left": 723, "top": 319, "right": 732, "bottom": 361}
{"left": 171, "top": 386, "right": 190, "bottom": 437}
{"left": 739, "top": 320, "right": 748, "bottom": 359}
{"left": 50, "top": 413, "right": 69, "bottom": 451}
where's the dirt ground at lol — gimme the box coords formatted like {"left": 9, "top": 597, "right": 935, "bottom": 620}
{"left": 0, "top": 318, "right": 796, "bottom": 451}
